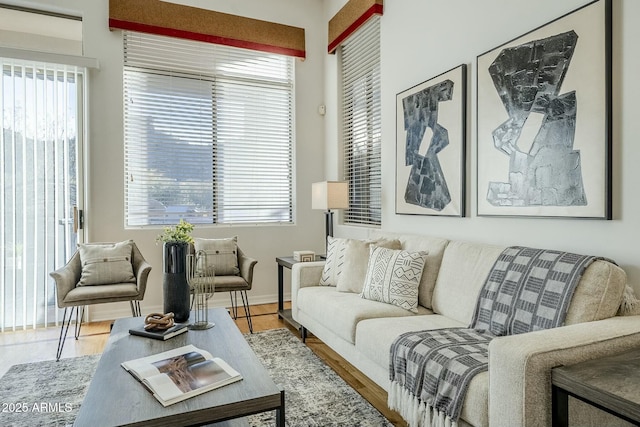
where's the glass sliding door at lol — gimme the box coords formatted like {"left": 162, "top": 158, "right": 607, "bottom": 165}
{"left": 1, "top": 58, "right": 85, "bottom": 331}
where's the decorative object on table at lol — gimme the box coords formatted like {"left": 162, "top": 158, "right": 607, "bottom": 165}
{"left": 157, "top": 219, "right": 194, "bottom": 323}
{"left": 121, "top": 344, "right": 242, "bottom": 407}
{"left": 49, "top": 240, "right": 151, "bottom": 361}
{"left": 192, "top": 237, "right": 258, "bottom": 333}
{"left": 293, "top": 250, "right": 315, "bottom": 262}
{"left": 476, "top": 0, "right": 612, "bottom": 219}
{"left": 311, "top": 181, "right": 349, "bottom": 253}
{"left": 396, "top": 64, "right": 467, "bottom": 217}
{"left": 128, "top": 312, "right": 188, "bottom": 341}
{"left": 186, "top": 250, "right": 215, "bottom": 330}
{"left": 143, "top": 312, "right": 175, "bottom": 330}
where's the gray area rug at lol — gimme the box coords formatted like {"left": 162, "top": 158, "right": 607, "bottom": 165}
{"left": 0, "top": 328, "right": 391, "bottom": 427}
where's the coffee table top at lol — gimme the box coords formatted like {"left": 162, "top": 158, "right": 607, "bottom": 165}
{"left": 74, "top": 308, "right": 282, "bottom": 427}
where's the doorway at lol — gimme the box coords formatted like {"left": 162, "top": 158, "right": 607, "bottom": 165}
{"left": 1, "top": 59, "right": 85, "bottom": 330}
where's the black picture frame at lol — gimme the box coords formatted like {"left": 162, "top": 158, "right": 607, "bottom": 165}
{"left": 396, "top": 64, "right": 467, "bottom": 217}
{"left": 476, "top": 0, "right": 612, "bottom": 219}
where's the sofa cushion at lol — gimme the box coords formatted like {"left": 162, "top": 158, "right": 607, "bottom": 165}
{"left": 296, "top": 286, "right": 429, "bottom": 344}
{"left": 564, "top": 259, "right": 627, "bottom": 325}
{"left": 370, "top": 231, "right": 449, "bottom": 309}
{"left": 431, "top": 241, "right": 505, "bottom": 325}
{"left": 361, "top": 246, "right": 428, "bottom": 313}
{"left": 78, "top": 240, "right": 136, "bottom": 286}
{"left": 193, "top": 236, "right": 239, "bottom": 276}
{"left": 336, "top": 238, "right": 401, "bottom": 293}
{"left": 355, "top": 315, "right": 488, "bottom": 427}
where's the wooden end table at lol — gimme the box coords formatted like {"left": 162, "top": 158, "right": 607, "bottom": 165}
{"left": 275, "top": 255, "right": 324, "bottom": 331}
{"left": 551, "top": 347, "right": 640, "bottom": 426}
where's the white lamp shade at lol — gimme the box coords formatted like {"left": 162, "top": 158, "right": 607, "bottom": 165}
{"left": 312, "top": 181, "right": 349, "bottom": 210}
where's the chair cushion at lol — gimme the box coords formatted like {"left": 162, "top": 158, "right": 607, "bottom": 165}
{"left": 194, "top": 236, "right": 239, "bottom": 276}
{"left": 361, "top": 247, "right": 428, "bottom": 313}
{"left": 77, "top": 241, "right": 136, "bottom": 286}
{"left": 63, "top": 283, "right": 139, "bottom": 305}
{"left": 213, "top": 275, "right": 250, "bottom": 292}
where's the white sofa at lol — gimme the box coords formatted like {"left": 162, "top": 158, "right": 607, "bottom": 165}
{"left": 291, "top": 232, "right": 640, "bottom": 427}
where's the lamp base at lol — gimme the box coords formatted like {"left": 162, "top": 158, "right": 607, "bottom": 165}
{"left": 324, "top": 210, "right": 334, "bottom": 254}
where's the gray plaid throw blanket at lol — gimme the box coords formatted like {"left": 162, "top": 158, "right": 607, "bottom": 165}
{"left": 389, "top": 246, "right": 601, "bottom": 427}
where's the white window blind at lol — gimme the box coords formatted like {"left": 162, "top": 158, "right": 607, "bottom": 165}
{"left": 123, "top": 32, "right": 294, "bottom": 226}
{"left": 341, "top": 17, "right": 381, "bottom": 227}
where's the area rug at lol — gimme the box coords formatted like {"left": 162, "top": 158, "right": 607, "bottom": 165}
{"left": 0, "top": 328, "right": 391, "bottom": 427}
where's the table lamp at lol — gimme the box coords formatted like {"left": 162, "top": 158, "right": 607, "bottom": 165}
{"left": 312, "top": 181, "right": 349, "bottom": 254}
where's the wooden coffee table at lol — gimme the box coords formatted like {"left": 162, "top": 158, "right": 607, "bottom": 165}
{"left": 74, "top": 308, "right": 284, "bottom": 427}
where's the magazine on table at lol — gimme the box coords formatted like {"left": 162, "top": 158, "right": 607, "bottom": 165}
{"left": 121, "top": 344, "right": 242, "bottom": 407}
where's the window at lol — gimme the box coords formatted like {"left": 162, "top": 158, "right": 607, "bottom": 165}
{"left": 123, "top": 32, "right": 294, "bottom": 226}
{"left": 340, "top": 16, "right": 381, "bottom": 227}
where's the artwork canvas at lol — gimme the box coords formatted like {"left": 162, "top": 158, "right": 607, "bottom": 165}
{"left": 396, "top": 64, "right": 466, "bottom": 217}
{"left": 476, "top": 0, "right": 611, "bottom": 219}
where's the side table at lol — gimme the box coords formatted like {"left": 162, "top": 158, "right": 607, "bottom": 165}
{"left": 551, "top": 347, "right": 640, "bottom": 426}
{"left": 275, "top": 255, "right": 324, "bottom": 331}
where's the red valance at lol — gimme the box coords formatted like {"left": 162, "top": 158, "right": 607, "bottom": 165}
{"left": 328, "top": 0, "right": 383, "bottom": 54}
{"left": 109, "top": 0, "right": 306, "bottom": 59}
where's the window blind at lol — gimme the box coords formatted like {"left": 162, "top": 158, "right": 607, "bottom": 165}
{"left": 341, "top": 17, "right": 381, "bottom": 226}
{"left": 123, "top": 32, "right": 294, "bottom": 226}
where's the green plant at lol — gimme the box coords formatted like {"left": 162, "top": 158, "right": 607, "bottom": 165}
{"left": 156, "top": 219, "right": 195, "bottom": 244}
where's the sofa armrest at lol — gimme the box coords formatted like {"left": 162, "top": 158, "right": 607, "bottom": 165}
{"left": 291, "top": 261, "right": 325, "bottom": 320}
{"left": 489, "top": 315, "right": 640, "bottom": 427}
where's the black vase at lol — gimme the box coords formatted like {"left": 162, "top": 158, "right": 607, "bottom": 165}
{"left": 162, "top": 241, "right": 190, "bottom": 323}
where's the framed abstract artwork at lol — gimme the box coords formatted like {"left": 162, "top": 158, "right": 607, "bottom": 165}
{"left": 476, "top": 0, "right": 612, "bottom": 219}
{"left": 396, "top": 64, "right": 467, "bottom": 217}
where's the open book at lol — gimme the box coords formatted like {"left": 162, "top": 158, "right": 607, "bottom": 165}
{"left": 121, "top": 344, "right": 242, "bottom": 407}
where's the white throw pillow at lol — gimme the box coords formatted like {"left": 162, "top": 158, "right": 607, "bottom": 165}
{"left": 193, "top": 236, "right": 240, "bottom": 276}
{"left": 319, "top": 236, "right": 349, "bottom": 286}
{"left": 78, "top": 240, "right": 136, "bottom": 286}
{"left": 361, "top": 246, "right": 428, "bottom": 313}
{"left": 336, "top": 238, "right": 402, "bottom": 293}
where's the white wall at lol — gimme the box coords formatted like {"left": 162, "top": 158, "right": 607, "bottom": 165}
{"left": 327, "top": 0, "right": 640, "bottom": 293}
{"left": 7, "top": 0, "right": 328, "bottom": 320}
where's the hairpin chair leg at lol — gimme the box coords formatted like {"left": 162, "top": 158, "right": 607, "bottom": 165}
{"left": 229, "top": 292, "right": 239, "bottom": 319}
{"left": 74, "top": 306, "right": 85, "bottom": 340}
{"left": 57, "top": 306, "right": 85, "bottom": 361}
{"left": 240, "top": 290, "right": 253, "bottom": 334}
{"left": 130, "top": 300, "right": 141, "bottom": 317}
{"left": 56, "top": 306, "right": 76, "bottom": 361}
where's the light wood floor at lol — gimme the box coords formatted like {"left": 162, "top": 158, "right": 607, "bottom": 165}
{"left": 0, "top": 302, "right": 407, "bottom": 426}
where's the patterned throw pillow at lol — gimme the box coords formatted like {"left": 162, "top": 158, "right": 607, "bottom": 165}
{"left": 361, "top": 246, "right": 428, "bottom": 313}
{"left": 336, "top": 238, "right": 402, "bottom": 293}
{"left": 194, "top": 236, "right": 240, "bottom": 276}
{"left": 319, "top": 236, "right": 348, "bottom": 286}
{"left": 78, "top": 240, "right": 136, "bottom": 286}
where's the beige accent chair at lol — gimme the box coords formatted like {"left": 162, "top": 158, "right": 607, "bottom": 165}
{"left": 49, "top": 241, "right": 151, "bottom": 360}
{"left": 189, "top": 243, "right": 258, "bottom": 333}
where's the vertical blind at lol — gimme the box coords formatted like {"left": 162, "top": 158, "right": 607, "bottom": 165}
{"left": 341, "top": 17, "right": 381, "bottom": 226}
{"left": 123, "top": 31, "right": 294, "bottom": 226}
{"left": 1, "top": 58, "right": 82, "bottom": 330}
